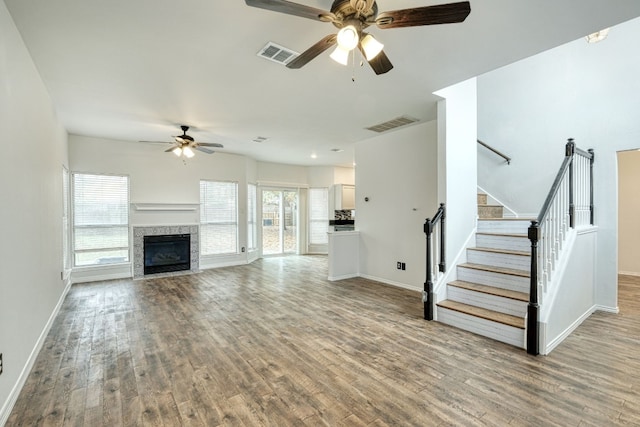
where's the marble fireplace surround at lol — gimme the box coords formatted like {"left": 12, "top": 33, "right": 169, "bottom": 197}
{"left": 132, "top": 225, "right": 200, "bottom": 279}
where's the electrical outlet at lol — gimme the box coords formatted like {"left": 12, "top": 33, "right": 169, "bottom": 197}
{"left": 401, "top": 262, "right": 406, "bottom": 271}
{"left": 241, "top": 247, "right": 246, "bottom": 253}
{"left": 397, "top": 262, "right": 402, "bottom": 270}
{"left": 0, "top": 353, "right": 3, "bottom": 375}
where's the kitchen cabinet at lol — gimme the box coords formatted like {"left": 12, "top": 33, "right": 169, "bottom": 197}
{"left": 334, "top": 184, "right": 355, "bottom": 210}
{"left": 327, "top": 230, "right": 359, "bottom": 281}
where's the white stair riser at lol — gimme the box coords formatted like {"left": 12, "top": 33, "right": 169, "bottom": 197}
{"left": 437, "top": 307, "right": 525, "bottom": 348}
{"left": 467, "top": 250, "right": 530, "bottom": 272}
{"left": 447, "top": 286, "right": 527, "bottom": 317}
{"left": 478, "top": 220, "right": 530, "bottom": 234}
{"left": 476, "top": 234, "right": 530, "bottom": 252}
{"left": 457, "top": 266, "right": 529, "bottom": 294}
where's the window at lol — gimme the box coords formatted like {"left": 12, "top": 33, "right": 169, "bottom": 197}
{"left": 72, "top": 173, "right": 129, "bottom": 266}
{"left": 62, "top": 167, "right": 70, "bottom": 271}
{"left": 200, "top": 181, "right": 238, "bottom": 255}
{"left": 247, "top": 184, "right": 257, "bottom": 251}
{"left": 309, "top": 188, "right": 329, "bottom": 245}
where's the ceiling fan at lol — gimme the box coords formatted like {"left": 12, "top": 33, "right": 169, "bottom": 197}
{"left": 141, "top": 125, "right": 224, "bottom": 158}
{"left": 245, "top": 0, "right": 471, "bottom": 74}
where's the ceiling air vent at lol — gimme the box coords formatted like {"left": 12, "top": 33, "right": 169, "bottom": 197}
{"left": 365, "top": 116, "right": 420, "bottom": 133}
{"left": 257, "top": 42, "right": 299, "bottom": 65}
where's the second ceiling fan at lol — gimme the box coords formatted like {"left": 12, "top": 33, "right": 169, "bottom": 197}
{"left": 245, "top": 0, "right": 471, "bottom": 74}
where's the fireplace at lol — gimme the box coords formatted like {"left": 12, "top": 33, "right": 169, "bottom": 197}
{"left": 143, "top": 234, "right": 191, "bottom": 275}
{"left": 133, "top": 225, "right": 199, "bottom": 278}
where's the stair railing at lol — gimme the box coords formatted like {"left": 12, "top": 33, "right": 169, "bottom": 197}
{"left": 478, "top": 139, "right": 512, "bottom": 165}
{"left": 423, "top": 203, "right": 446, "bottom": 320}
{"left": 527, "top": 138, "right": 594, "bottom": 355}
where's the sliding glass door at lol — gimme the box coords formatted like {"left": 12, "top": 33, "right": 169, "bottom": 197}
{"left": 262, "top": 189, "right": 298, "bottom": 255}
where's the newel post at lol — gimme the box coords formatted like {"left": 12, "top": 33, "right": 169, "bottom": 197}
{"left": 423, "top": 218, "right": 434, "bottom": 320}
{"left": 527, "top": 221, "right": 540, "bottom": 355}
{"left": 566, "top": 138, "right": 576, "bottom": 228}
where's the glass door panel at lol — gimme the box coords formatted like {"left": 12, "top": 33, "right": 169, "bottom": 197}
{"left": 262, "top": 189, "right": 298, "bottom": 255}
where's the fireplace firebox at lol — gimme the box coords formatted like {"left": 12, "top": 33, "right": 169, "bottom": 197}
{"left": 143, "top": 234, "right": 191, "bottom": 275}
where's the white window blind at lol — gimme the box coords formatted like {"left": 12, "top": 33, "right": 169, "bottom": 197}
{"left": 309, "top": 188, "right": 329, "bottom": 245}
{"left": 247, "top": 184, "right": 257, "bottom": 251}
{"left": 62, "top": 167, "right": 70, "bottom": 271}
{"left": 200, "top": 181, "right": 238, "bottom": 255}
{"left": 72, "top": 173, "right": 129, "bottom": 266}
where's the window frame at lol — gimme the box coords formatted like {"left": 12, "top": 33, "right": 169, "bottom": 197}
{"left": 199, "top": 180, "right": 239, "bottom": 256}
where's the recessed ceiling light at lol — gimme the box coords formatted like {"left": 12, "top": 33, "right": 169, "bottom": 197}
{"left": 311, "top": 153, "right": 317, "bottom": 159}
{"left": 585, "top": 28, "right": 610, "bottom": 44}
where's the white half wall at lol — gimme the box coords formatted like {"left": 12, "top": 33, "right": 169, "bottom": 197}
{"left": 0, "top": 3, "right": 69, "bottom": 422}
{"left": 477, "top": 17, "right": 640, "bottom": 309}
{"left": 355, "top": 121, "right": 438, "bottom": 291}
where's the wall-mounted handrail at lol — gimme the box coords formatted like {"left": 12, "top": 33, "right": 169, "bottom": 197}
{"left": 527, "top": 138, "right": 594, "bottom": 355}
{"left": 423, "top": 203, "right": 446, "bottom": 320}
{"left": 477, "top": 139, "right": 512, "bottom": 165}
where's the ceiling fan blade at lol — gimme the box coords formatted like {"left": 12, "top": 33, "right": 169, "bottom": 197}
{"left": 375, "top": 1, "right": 471, "bottom": 29}
{"left": 164, "top": 146, "right": 177, "bottom": 153}
{"left": 245, "top": 0, "right": 331, "bottom": 22}
{"left": 287, "top": 34, "right": 337, "bottom": 69}
{"left": 358, "top": 46, "right": 393, "bottom": 75}
{"left": 197, "top": 142, "right": 224, "bottom": 148}
{"left": 194, "top": 146, "right": 215, "bottom": 154}
{"left": 139, "top": 140, "right": 172, "bottom": 144}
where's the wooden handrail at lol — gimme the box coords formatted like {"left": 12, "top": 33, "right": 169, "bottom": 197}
{"left": 423, "top": 203, "right": 446, "bottom": 320}
{"left": 477, "top": 139, "right": 512, "bottom": 165}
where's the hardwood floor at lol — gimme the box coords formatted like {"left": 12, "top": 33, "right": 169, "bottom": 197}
{"left": 7, "top": 257, "right": 640, "bottom": 426}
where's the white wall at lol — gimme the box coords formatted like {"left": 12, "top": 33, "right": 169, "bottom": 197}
{"left": 477, "top": 17, "right": 640, "bottom": 310}
{"left": 355, "top": 121, "right": 438, "bottom": 290}
{"left": 617, "top": 150, "right": 640, "bottom": 275}
{"left": 435, "top": 79, "right": 479, "bottom": 270}
{"left": 0, "top": 3, "right": 69, "bottom": 422}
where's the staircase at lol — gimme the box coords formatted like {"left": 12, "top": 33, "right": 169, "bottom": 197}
{"left": 436, "top": 194, "right": 531, "bottom": 348}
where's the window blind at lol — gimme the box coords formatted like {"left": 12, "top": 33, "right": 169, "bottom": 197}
{"left": 309, "top": 188, "right": 329, "bottom": 245}
{"left": 72, "top": 173, "right": 129, "bottom": 266}
{"left": 200, "top": 181, "right": 238, "bottom": 255}
{"left": 247, "top": 184, "right": 257, "bottom": 251}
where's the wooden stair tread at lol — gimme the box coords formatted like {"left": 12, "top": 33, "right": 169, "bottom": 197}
{"left": 476, "top": 232, "right": 528, "bottom": 238}
{"left": 468, "top": 247, "right": 530, "bottom": 257}
{"left": 448, "top": 280, "right": 528, "bottom": 302}
{"left": 477, "top": 204, "right": 503, "bottom": 208}
{"left": 437, "top": 300, "right": 525, "bottom": 329}
{"left": 459, "top": 262, "right": 530, "bottom": 278}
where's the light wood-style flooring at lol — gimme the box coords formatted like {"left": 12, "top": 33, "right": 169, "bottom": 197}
{"left": 7, "top": 256, "right": 640, "bottom": 426}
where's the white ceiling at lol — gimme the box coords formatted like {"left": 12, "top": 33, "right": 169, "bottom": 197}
{"left": 6, "top": 0, "right": 640, "bottom": 167}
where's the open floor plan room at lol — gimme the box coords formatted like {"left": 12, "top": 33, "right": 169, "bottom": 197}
{"left": 7, "top": 256, "right": 640, "bottom": 426}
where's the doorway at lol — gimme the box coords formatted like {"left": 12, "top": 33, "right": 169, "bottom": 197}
{"left": 262, "top": 189, "right": 298, "bottom": 255}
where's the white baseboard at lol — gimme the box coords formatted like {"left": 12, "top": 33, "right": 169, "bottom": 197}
{"left": 357, "top": 273, "right": 421, "bottom": 292}
{"left": 619, "top": 271, "right": 640, "bottom": 277}
{"left": 594, "top": 304, "right": 619, "bottom": 314}
{"left": 328, "top": 273, "right": 359, "bottom": 281}
{"left": 0, "top": 280, "right": 72, "bottom": 426}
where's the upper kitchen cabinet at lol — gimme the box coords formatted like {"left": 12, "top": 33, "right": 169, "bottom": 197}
{"left": 334, "top": 184, "right": 355, "bottom": 210}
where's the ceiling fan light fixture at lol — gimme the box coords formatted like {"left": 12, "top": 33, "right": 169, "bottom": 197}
{"left": 182, "top": 146, "right": 195, "bottom": 158}
{"left": 330, "top": 46, "right": 350, "bottom": 66}
{"left": 336, "top": 25, "right": 359, "bottom": 50}
{"left": 361, "top": 34, "right": 384, "bottom": 60}
{"left": 172, "top": 146, "right": 183, "bottom": 157}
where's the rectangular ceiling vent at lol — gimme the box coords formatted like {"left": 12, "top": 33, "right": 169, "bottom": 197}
{"left": 257, "top": 42, "right": 299, "bottom": 65}
{"left": 365, "top": 116, "right": 420, "bottom": 133}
